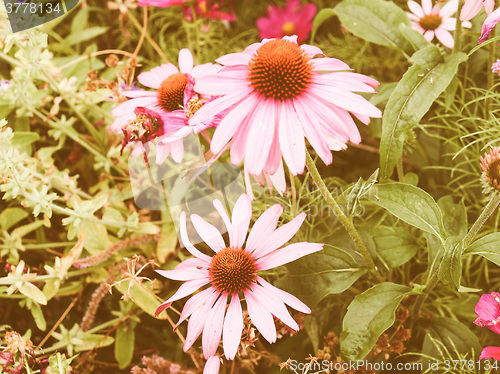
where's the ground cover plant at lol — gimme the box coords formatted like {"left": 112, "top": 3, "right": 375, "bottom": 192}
{"left": 2, "top": 0, "right": 500, "bottom": 373}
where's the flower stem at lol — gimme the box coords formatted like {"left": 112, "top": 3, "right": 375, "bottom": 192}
{"left": 453, "top": 0, "right": 465, "bottom": 54}
{"left": 305, "top": 151, "right": 384, "bottom": 282}
{"left": 463, "top": 193, "right": 500, "bottom": 248}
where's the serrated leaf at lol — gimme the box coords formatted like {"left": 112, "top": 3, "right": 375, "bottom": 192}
{"left": 379, "top": 48, "right": 468, "bottom": 179}
{"left": 340, "top": 282, "right": 412, "bottom": 361}
{"left": 369, "top": 182, "right": 446, "bottom": 243}
{"left": 333, "top": 0, "right": 414, "bottom": 55}
{"left": 275, "top": 246, "right": 366, "bottom": 307}
{"left": 465, "top": 233, "right": 500, "bottom": 266}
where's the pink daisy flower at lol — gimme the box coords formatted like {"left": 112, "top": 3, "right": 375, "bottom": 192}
{"left": 256, "top": 0, "right": 317, "bottom": 43}
{"left": 189, "top": 35, "right": 382, "bottom": 177}
{"left": 479, "top": 6, "right": 500, "bottom": 43}
{"left": 155, "top": 194, "right": 323, "bottom": 373}
{"left": 460, "top": 0, "right": 494, "bottom": 21}
{"left": 111, "top": 49, "right": 220, "bottom": 163}
{"left": 407, "top": 0, "right": 471, "bottom": 49}
{"left": 492, "top": 59, "right": 500, "bottom": 74}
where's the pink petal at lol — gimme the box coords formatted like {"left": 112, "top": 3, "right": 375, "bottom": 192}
{"left": 269, "top": 162, "right": 287, "bottom": 195}
{"left": 480, "top": 346, "right": 500, "bottom": 360}
{"left": 408, "top": 0, "right": 424, "bottom": 18}
{"left": 173, "top": 257, "right": 209, "bottom": 270}
{"left": 480, "top": 7, "right": 500, "bottom": 43}
{"left": 244, "top": 100, "right": 276, "bottom": 175}
{"left": 111, "top": 96, "right": 157, "bottom": 117}
{"left": 278, "top": 101, "right": 306, "bottom": 175}
{"left": 195, "top": 74, "right": 249, "bottom": 96}
{"left": 213, "top": 199, "right": 233, "bottom": 240}
{"left": 203, "top": 356, "right": 221, "bottom": 374}
{"left": 216, "top": 52, "right": 253, "bottom": 66}
{"left": 222, "top": 294, "right": 244, "bottom": 360}
{"left": 435, "top": 28, "right": 455, "bottom": 48}
{"left": 180, "top": 211, "right": 212, "bottom": 263}
{"left": 178, "top": 48, "right": 194, "bottom": 74}
{"left": 123, "top": 90, "right": 157, "bottom": 98}
{"left": 175, "top": 288, "right": 218, "bottom": 329}
{"left": 155, "top": 277, "right": 210, "bottom": 316}
{"left": 156, "top": 268, "right": 208, "bottom": 281}
{"left": 422, "top": 0, "right": 432, "bottom": 14}
{"left": 229, "top": 194, "right": 252, "bottom": 248}
{"left": 300, "top": 44, "right": 325, "bottom": 58}
{"left": 211, "top": 94, "right": 259, "bottom": 154}
{"left": 250, "top": 284, "right": 299, "bottom": 331}
{"left": 170, "top": 139, "right": 184, "bottom": 163}
{"left": 423, "top": 29, "right": 435, "bottom": 42}
{"left": 440, "top": 0, "right": 458, "bottom": 18}
{"left": 243, "top": 289, "right": 277, "bottom": 344}
{"left": 256, "top": 242, "right": 323, "bottom": 271}
{"left": 191, "top": 214, "right": 226, "bottom": 253}
{"left": 156, "top": 142, "right": 171, "bottom": 164}
{"left": 256, "top": 276, "right": 311, "bottom": 314}
{"left": 202, "top": 293, "right": 228, "bottom": 359}
{"left": 460, "top": 0, "right": 482, "bottom": 21}
{"left": 246, "top": 204, "right": 283, "bottom": 253}
{"left": 311, "top": 58, "right": 351, "bottom": 72}
{"left": 485, "top": 0, "right": 495, "bottom": 15}
{"left": 138, "top": 63, "right": 179, "bottom": 89}
{"left": 252, "top": 213, "right": 307, "bottom": 258}
{"left": 184, "top": 289, "right": 220, "bottom": 351}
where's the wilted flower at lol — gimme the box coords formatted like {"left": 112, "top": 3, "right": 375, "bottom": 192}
{"left": 479, "top": 6, "right": 500, "bottom": 43}
{"left": 460, "top": 0, "right": 494, "bottom": 21}
{"left": 120, "top": 107, "right": 164, "bottom": 155}
{"left": 111, "top": 49, "right": 221, "bottom": 164}
{"left": 480, "top": 147, "right": 500, "bottom": 194}
{"left": 256, "top": 0, "right": 317, "bottom": 43}
{"left": 407, "top": 0, "right": 471, "bottom": 49}
{"left": 190, "top": 35, "right": 381, "bottom": 177}
{"left": 155, "top": 194, "right": 323, "bottom": 373}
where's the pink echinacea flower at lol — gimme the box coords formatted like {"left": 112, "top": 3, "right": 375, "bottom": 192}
{"left": 190, "top": 35, "right": 382, "bottom": 177}
{"left": 460, "top": 0, "right": 494, "bottom": 21}
{"left": 407, "top": 0, "right": 471, "bottom": 49}
{"left": 155, "top": 194, "right": 323, "bottom": 373}
{"left": 479, "top": 6, "right": 500, "bottom": 43}
{"left": 474, "top": 292, "right": 500, "bottom": 360}
{"left": 111, "top": 49, "right": 220, "bottom": 163}
{"left": 256, "top": 0, "right": 317, "bottom": 43}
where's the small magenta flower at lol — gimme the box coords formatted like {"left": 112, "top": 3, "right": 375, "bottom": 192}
{"left": 120, "top": 107, "right": 164, "bottom": 155}
{"left": 256, "top": 0, "right": 317, "bottom": 43}
{"left": 480, "top": 147, "right": 500, "bottom": 194}
{"left": 474, "top": 292, "right": 500, "bottom": 360}
{"left": 460, "top": 0, "right": 494, "bottom": 21}
{"left": 492, "top": 59, "right": 500, "bottom": 75}
{"left": 407, "top": 0, "right": 471, "bottom": 49}
{"left": 479, "top": 7, "right": 500, "bottom": 43}
{"left": 155, "top": 194, "right": 323, "bottom": 373}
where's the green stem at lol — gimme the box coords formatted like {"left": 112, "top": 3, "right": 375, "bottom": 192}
{"left": 411, "top": 269, "right": 439, "bottom": 327}
{"left": 463, "top": 193, "right": 500, "bottom": 248}
{"left": 305, "top": 151, "right": 384, "bottom": 282}
{"left": 453, "top": 0, "right": 465, "bottom": 54}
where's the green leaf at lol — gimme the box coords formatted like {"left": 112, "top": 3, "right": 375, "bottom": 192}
{"left": 0, "top": 208, "right": 28, "bottom": 231}
{"left": 157, "top": 223, "right": 177, "bottom": 264}
{"left": 422, "top": 317, "right": 482, "bottom": 363}
{"left": 81, "top": 222, "right": 112, "bottom": 254}
{"left": 379, "top": 48, "right": 468, "bottom": 179}
{"left": 117, "top": 280, "right": 167, "bottom": 319}
{"left": 372, "top": 226, "right": 418, "bottom": 268}
{"left": 333, "top": 0, "right": 414, "bottom": 55}
{"left": 437, "top": 196, "right": 467, "bottom": 240}
{"left": 28, "top": 301, "right": 47, "bottom": 331}
{"left": 19, "top": 282, "right": 47, "bottom": 305}
{"left": 369, "top": 182, "right": 446, "bottom": 243}
{"left": 60, "top": 26, "right": 108, "bottom": 48}
{"left": 11, "top": 132, "right": 40, "bottom": 155}
{"left": 340, "top": 282, "right": 412, "bottom": 361}
{"left": 438, "top": 237, "right": 463, "bottom": 289}
{"left": 275, "top": 246, "right": 366, "bottom": 307}
{"left": 115, "top": 323, "right": 135, "bottom": 369}
{"left": 304, "top": 315, "right": 320, "bottom": 353}
{"left": 311, "top": 8, "right": 336, "bottom": 42}
{"left": 465, "top": 233, "right": 500, "bottom": 266}
{"left": 398, "top": 23, "right": 428, "bottom": 52}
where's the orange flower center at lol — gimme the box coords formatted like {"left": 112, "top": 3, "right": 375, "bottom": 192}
{"left": 248, "top": 39, "right": 313, "bottom": 101}
{"left": 281, "top": 21, "right": 296, "bottom": 35}
{"left": 419, "top": 14, "right": 442, "bottom": 31}
{"left": 209, "top": 247, "right": 256, "bottom": 294}
{"left": 157, "top": 72, "right": 187, "bottom": 112}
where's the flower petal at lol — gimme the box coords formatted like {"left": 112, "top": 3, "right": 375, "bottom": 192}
{"left": 178, "top": 48, "right": 194, "bottom": 74}
{"left": 229, "top": 194, "right": 252, "bottom": 248}
{"left": 180, "top": 212, "right": 212, "bottom": 263}
{"left": 223, "top": 294, "right": 244, "bottom": 360}
{"left": 246, "top": 204, "right": 283, "bottom": 253}
{"left": 191, "top": 214, "right": 226, "bottom": 253}
{"left": 256, "top": 242, "right": 323, "bottom": 270}
{"left": 243, "top": 288, "right": 277, "bottom": 344}
{"left": 203, "top": 356, "right": 221, "bottom": 374}
{"left": 202, "top": 293, "right": 228, "bottom": 359}
{"left": 256, "top": 276, "right": 311, "bottom": 314}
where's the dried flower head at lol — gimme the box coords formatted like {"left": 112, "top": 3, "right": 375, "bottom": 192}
{"left": 120, "top": 107, "right": 164, "bottom": 155}
{"left": 480, "top": 147, "right": 500, "bottom": 194}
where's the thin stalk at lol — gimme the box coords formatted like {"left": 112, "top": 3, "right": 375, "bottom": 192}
{"left": 453, "top": 0, "right": 465, "bottom": 54}
{"left": 289, "top": 169, "right": 297, "bottom": 217}
{"left": 128, "top": 11, "right": 169, "bottom": 63}
{"left": 463, "top": 193, "right": 500, "bottom": 248}
{"left": 305, "top": 151, "right": 384, "bottom": 282}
